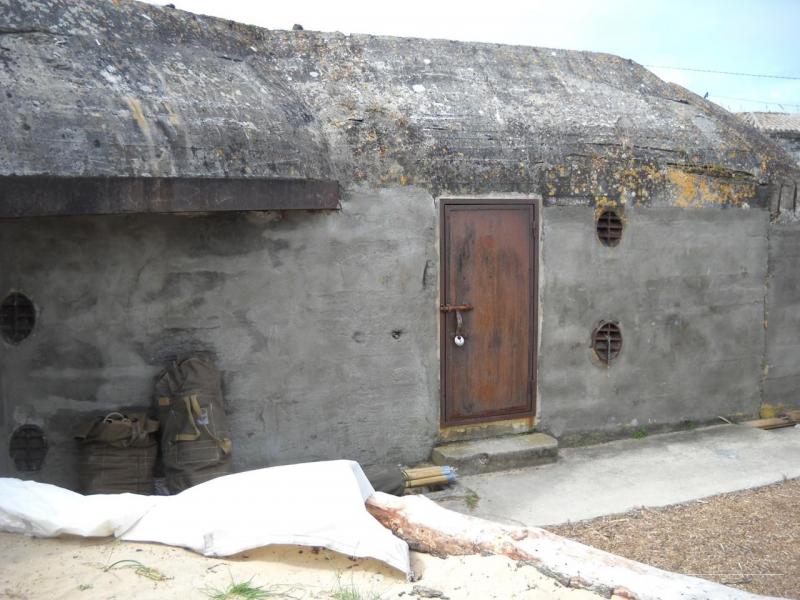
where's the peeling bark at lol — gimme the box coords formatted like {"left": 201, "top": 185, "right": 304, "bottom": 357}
{"left": 366, "top": 492, "right": 783, "bottom": 600}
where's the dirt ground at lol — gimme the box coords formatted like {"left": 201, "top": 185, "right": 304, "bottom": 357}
{"left": 0, "top": 532, "right": 603, "bottom": 600}
{"left": 548, "top": 477, "right": 800, "bottom": 600}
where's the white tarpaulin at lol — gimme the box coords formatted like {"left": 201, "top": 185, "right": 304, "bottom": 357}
{"left": 0, "top": 460, "right": 410, "bottom": 575}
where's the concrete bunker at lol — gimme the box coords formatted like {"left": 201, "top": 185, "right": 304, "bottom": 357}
{"left": 1, "top": 0, "right": 800, "bottom": 489}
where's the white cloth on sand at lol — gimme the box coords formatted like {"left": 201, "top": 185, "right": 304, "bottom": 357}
{"left": 0, "top": 460, "right": 410, "bottom": 574}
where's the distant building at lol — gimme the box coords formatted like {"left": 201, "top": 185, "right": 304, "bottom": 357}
{"left": 739, "top": 112, "right": 800, "bottom": 166}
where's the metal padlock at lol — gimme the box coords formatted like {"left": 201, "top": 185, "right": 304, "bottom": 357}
{"left": 454, "top": 310, "right": 466, "bottom": 347}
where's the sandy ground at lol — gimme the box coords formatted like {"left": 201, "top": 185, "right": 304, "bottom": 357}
{"left": 0, "top": 532, "right": 602, "bottom": 600}
{"left": 548, "top": 477, "right": 800, "bottom": 600}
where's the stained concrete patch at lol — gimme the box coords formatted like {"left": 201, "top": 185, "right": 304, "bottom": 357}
{"left": 447, "top": 425, "right": 800, "bottom": 527}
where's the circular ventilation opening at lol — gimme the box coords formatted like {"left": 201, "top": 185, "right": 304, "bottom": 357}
{"left": 1, "top": 292, "right": 36, "bottom": 344}
{"left": 592, "top": 321, "right": 622, "bottom": 364}
{"left": 9, "top": 425, "right": 48, "bottom": 471}
{"left": 596, "top": 209, "right": 623, "bottom": 246}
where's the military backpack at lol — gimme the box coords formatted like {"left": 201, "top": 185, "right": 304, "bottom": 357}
{"left": 153, "top": 356, "right": 232, "bottom": 493}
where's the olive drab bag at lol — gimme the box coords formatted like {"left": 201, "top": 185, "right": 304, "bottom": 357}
{"left": 74, "top": 412, "right": 159, "bottom": 495}
{"left": 363, "top": 464, "right": 407, "bottom": 496}
{"left": 153, "top": 356, "right": 232, "bottom": 493}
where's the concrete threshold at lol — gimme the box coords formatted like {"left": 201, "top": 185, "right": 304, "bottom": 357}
{"left": 432, "top": 424, "right": 800, "bottom": 527}
{"left": 437, "top": 417, "right": 536, "bottom": 443}
{"left": 431, "top": 432, "right": 558, "bottom": 475}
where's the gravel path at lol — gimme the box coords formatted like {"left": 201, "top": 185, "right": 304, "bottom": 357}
{"left": 548, "top": 477, "right": 800, "bottom": 599}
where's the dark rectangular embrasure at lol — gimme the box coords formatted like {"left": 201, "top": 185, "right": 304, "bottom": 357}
{"left": 0, "top": 176, "right": 340, "bottom": 218}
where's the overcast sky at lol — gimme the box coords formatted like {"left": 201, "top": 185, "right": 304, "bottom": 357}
{"left": 142, "top": 0, "right": 800, "bottom": 114}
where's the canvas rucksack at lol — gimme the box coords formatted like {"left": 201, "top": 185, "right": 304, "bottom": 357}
{"left": 153, "top": 356, "right": 232, "bottom": 493}
{"left": 74, "top": 412, "right": 159, "bottom": 495}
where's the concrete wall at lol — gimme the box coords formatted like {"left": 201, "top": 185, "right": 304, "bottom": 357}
{"left": 764, "top": 195, "right": 800, "bottom": 408}
{"left": 764, "top": 222, "right": 800, "bottom": 406}
{"left": 0, "top": 186, "right": 440, "bottom": 488}
{"left": 538, "top": 204, "right": 769, "bottom": 439}
{"left": 2, "top": 187, "right": 780, "bottom": 488}
{"left": 1, "top": 183, "right": 795, "bottom": 487}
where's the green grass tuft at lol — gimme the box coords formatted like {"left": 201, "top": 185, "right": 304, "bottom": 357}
{"left": 104, "top": 559, "right": 170, "bottom": 581}
{"left": 331, "top": 575, "right": 382, "bottom": 600}
{"left": 201, "top": 577, "right": 299, "bottom": 599}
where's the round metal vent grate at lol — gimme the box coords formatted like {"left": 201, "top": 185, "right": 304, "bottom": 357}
{"left": 1, "top": 292, "right": 36, "bottom": 344}
{"left": 9, "top": 425, "right": 48, "bottom": 471}
{"left": 592, "top": 321, "right": 622, "bottom": 364}
{"left": 596, "top": 209, "right": 623, "bottom": 246}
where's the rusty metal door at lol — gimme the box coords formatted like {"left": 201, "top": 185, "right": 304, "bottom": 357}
{"left": 440, "top": 200, "right": 537, "bottom": 426}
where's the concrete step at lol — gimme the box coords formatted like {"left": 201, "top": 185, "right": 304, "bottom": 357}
{"left": 431, "top": 432, "right": 558, "bottom": 475}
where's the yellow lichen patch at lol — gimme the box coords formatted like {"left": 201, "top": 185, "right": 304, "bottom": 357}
{"left": 612, "top": 162, "right": 664, "bottom": 204}
{"left": 666, "top": 167, "right": 757, "bottom": 208}
{"left": 378, "top": 164, "right": 406, "bottom": 185}
{"left": 125, "top": 97, "right": 163, "bottom": 174}
{"left": 759, "top": 403, "right": 782, "bottom": 419}
{"left": 544, "top": 156, "right": 667, "bottom": 206}
{"left": 125, "top": 97, "right": 151, "bottom": 141}
{"left": 593, "top": 196, "right": 618, "bottom": 220}
{"left": 162, "top": 102, "right": 182, "bottom": 127}
{"left": 668, "top": 169, "right": 707, "bottom": 208}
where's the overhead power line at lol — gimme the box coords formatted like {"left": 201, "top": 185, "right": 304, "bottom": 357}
{"left": 707, "top": 94, "right": 800, "bottom": 109}
{"left": 645, "top": 64, "right": 800, "bottom": 81}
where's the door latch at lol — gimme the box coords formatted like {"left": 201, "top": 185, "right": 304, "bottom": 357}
{"left": 440, "top": 304, "right": 472, "bottom": 347}
{"left": 439, "top": 304, "right": 473, "bottom": 313}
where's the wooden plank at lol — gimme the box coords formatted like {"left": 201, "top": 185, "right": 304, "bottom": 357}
{"left": 0, "top": 176, "right": 340, "bottom": 218}
{"left": 742, "top": 417, "right": 794, "bottom": 430}
{"left": 405, "top": 475, "right": 452, "bottom": 488}
{"left": 403, "top": 466, "right": 448, "bottom": 480}
{"left": 784, "top": 409, "right": 800, "bottom": 421}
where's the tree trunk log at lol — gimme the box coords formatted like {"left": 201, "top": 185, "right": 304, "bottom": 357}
{"left": 366, "top": 492, "right": 781, "bottom": 600}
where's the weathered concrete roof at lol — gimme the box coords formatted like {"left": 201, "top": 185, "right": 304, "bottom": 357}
{"left": 738, "top": 112, "right": 800, "bottom": 135}
{"left": 1, "top": 0, "right": 797, "bottom": 196}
